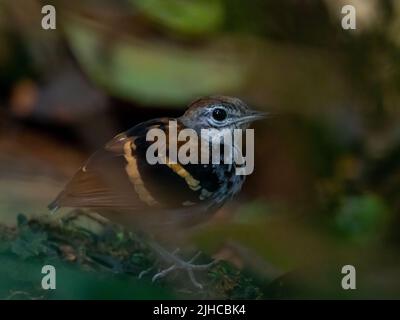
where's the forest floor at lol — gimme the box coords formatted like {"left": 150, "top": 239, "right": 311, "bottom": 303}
{"left": 0, "top": 212, "right": 265, "bottom": 300}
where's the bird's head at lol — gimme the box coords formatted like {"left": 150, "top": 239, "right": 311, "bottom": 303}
{"left": 179, "top": 96, "right": 266, "bottom": 133}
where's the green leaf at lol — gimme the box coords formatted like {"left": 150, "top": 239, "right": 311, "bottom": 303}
{"left": 334, "top": 194, "right": 390, "bottom": 242}
{"left": 132, "top": 0, "right": 224, "bottom": 35}
{"left": 64, "top": 17, "right": 246, "bottom": 106}
{"left": 0, "top": 253, "right": 174, "bottom": 300}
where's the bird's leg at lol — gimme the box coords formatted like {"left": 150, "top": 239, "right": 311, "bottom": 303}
{"left": 147, "top": 240, "right": 218, "bottom": 290}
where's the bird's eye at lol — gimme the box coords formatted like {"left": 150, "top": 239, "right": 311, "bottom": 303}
{"left": 212, "top": 108, "right": 227, "bottom": 122}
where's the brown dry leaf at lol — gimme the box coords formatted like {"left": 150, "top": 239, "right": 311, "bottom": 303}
{"left": 59, "top": 244, "right": 77, "bottom": 262}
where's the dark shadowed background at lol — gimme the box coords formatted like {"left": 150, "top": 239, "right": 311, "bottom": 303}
{"left": 1, "top": 0, "right": 400, "bottom": 299}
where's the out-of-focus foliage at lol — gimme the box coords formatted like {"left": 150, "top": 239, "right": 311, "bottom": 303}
{"left": 65, "top": 17, "right": 246, "bottom": 105}
{"left": 334, "top": 194, "right": 390, "bottom": 243}
{"left": 132, "top": 0, "right": 224, "bottom": 36}
{"left": 1, "top": 0, "right": 400, "bottom": 299}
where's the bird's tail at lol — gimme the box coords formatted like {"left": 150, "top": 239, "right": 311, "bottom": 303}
{"left": 47, "top": 192, "right": 63, "bottom": 214}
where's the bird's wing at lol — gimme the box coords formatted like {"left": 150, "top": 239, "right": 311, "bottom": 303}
{"left": 48, "top": 140, "right": 146, "bottom": 211}
{"left": 49, "top": 118, "right": 224, "bottom": 214}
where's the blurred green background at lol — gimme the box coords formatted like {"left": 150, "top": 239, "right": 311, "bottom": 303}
{"left": 1, "top": 0, "right": 400, "bottom": 299}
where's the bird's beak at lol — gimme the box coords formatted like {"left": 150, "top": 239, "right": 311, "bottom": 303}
{"left": 237, "top": 110, "right": 268, "bottom": 123}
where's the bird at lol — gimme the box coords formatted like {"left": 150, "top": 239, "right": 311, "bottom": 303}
{"left": 49, "top": 95, "right": 265, "bottom": 289}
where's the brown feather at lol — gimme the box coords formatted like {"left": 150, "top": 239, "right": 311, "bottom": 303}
{"left": 49, "top": 134, "right": 147, "bottom": 210}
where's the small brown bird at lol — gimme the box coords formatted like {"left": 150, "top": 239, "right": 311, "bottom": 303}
{"left": 49, "top": 95, "right": 265, "bottom": 288}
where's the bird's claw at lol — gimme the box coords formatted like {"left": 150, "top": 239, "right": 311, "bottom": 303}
{"left": 145, "top": 250, "right": 218, "bottom": 289}
{"left": 138, "top": 266, "right": 155, "bottom": 279}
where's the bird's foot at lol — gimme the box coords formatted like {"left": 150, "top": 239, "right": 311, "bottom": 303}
{"left": 151, "top": 250, "right": 218, "bottom": 290}
{"left": 138, "top": 249, "right": 179, "bottom": 279}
